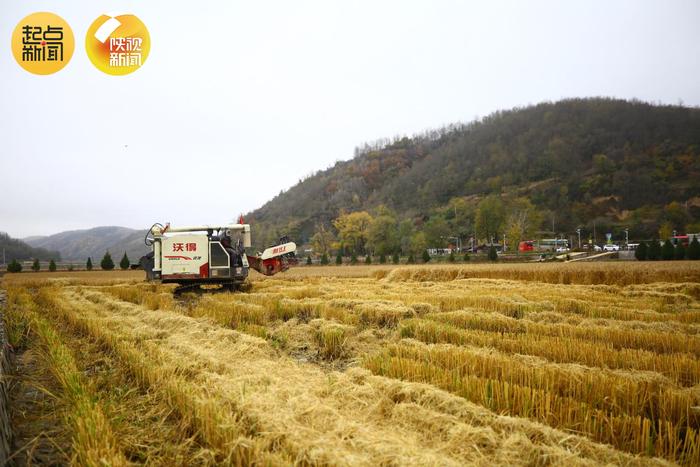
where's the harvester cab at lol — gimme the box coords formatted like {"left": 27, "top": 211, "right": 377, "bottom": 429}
{"left": 140, "top": 222, "right": 297, "bottom": 293}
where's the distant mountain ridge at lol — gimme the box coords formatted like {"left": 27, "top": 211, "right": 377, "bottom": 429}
{"left": 0, "top": 232, "right": 61, "bottom": 262}
{"left": 24, "top": 226, "right": 149, "bottom": 262}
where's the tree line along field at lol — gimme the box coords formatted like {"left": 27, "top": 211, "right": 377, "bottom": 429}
{"left": 2, "top": 262, "right": 700, "bottom": 465}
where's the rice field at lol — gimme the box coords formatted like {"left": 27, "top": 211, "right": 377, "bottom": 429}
{"left": 2, "top": 262, "right": 700, "bottom": 465}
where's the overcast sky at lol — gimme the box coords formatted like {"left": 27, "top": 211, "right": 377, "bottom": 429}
{"left": 2, "top": 0, "right": 699, "bottom": 238}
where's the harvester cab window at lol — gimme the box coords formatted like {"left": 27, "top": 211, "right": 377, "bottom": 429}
{"left": 210, "top": 242, "right": 230, "bottom": 268}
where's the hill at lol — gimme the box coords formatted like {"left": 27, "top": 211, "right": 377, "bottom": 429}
{"left": 0, "top": 232, "right": 61, "bottom": 262}
{"left": 24, "top": 226, "right": 149, "bottom": 262}
{"left": 247, "top": 98, "right": 700, "bottom": 250}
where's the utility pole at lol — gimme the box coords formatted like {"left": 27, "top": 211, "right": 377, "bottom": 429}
{"left": 576, "top": 229, "right": 581, "bottom": 249}
{"left": 624, "top": 228, "right": 629, "bottom": 248}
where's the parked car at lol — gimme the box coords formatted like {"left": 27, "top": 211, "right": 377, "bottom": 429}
{"left": 603, "top": 244, "right": 620, "bottom": 252}
{"left": 555, "top": 246, "right": 570, "bottom": 253}
{"left": 593, "top": 245, "right": 603, "bottom": 252}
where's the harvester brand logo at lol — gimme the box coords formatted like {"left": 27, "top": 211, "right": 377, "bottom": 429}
{"left": 85, "top": 14, "right": 150, "bottom": 75}
{"left": 11, "top": 12, "right": 75, "bottom": 75}
{"left": 273, "top": 245, "right": 287, "bottom": 254}
{"left": 172, "top": 243, "right": 197, "bottom": 252}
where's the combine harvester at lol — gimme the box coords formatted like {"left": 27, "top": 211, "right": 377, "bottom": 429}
{"left": 139, "top": 219, "right": 297, "bottom": 293}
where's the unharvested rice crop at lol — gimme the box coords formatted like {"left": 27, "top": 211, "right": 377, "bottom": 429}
{"left": 2, "top": 262, "right": 700, "bottom": 465}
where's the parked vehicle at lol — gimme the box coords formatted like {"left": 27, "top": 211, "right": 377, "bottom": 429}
{"left": 603, "top": 244, "right": 620, "bottom": 252}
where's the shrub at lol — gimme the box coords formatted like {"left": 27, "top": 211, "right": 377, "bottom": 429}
{"left": 335, "top": 253, "right": 343, "bottom": 265}
{"left": 350, "top": 254, "right": 358, "bottom": 265}
{"left": 407, "top": 254, "right": 415, "bottom": 264}
{"left": 392, "top": 252, "right": 399, "bottom": 264}
{"left": 675, "top": 243, "right": 686, "bottom": 260}
{"left": 689, "top": 237, "right": 700, "bottom": 260}
{"left": 379, "top": 254, "right": 386, "bottom": 264}
{"left": 448, "top": 251, "right": 455, "bottom": 263}
{"left": 488, "top": 246, "right": 498, "bottom": 261}
{"left": 321, "top": 253, "right": 330, "bottom": 265}
{"left": 635, "top": 242, "right": 647, "bottom": 261}
{"left": 49, "top": 259, "right": 57, "bottom": 272}
{"left": 7, "top": 259, "right": 22, "bottom": 273}
{"left": 422, "top": 250, "right": 431, "bottom": 263}
{"left": 365, "top": 255, "right": 372, "bottom": 264}
{"left": 101, "top": 252, "right": 115, "bottom": 271}
{"left": 647, "top": 240, "right": 661, "bottom": 261}
{"left": 463, "top": 253, "right": 470, "bottom": 262}
{"left": 306, "top": 256, "right": 312, "bottom": 265}
{"left": 661, "top": 240, "right": 675, "bottom": 261}
{"left": 86, "top": 257, "right": 93, "bottom": 271}
{"left": 31, "top": 258, "right": 40, "bottom": 272}
{"left": 120, "top": 252, "right": 130, "bottom": 270}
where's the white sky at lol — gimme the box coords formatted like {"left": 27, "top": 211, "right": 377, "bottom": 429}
{"left": 2, "top": 0, "right": 699, "bottom": 238}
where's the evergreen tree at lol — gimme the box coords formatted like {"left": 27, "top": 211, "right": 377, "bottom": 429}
{"left": 120, "top": 252, "right": 130, "bottom": 270}
{"left": 49, "top": 259, "right": 57, "bottom": 272}
{"left": 661, "top": 239, "right": 675, "bottom": 261}
{"left": 86, "top": 257, "right": 93, "bottom": 271}
{"left": 7, "top": 259, "right": 22, "bottom": 273}
{"left": 31, "top": 258, "right": 40, "bottom": 272}
{"left": 634, "top": 242, "right": 647, "bottom": 261}
{"left": 647, "top": 240, "right": 661, "bottom": 261}
{"left": 335, "top": 252, "right": 343, "bottom": 265}
{"left": 379, "top": 254, "right": 386, "bottom": 264}
{"left": 422, "top": 250, "right": 431, "bottom": 263}
{"left": 101, "top": 251, "right": 115, "bottom": 270}
{"left": 321, "top": 253, "right": 329, "bottom": 265}
{"left": 488, "top": 246, "right": 498, "bottom": 261}
{"left": 365, "top": 255, "right": 372, "bottom": 264}
{"left": 688, "top": 237, "right": 700, "bottom": 260}
{"left": 463, "top": 253, "right": 470, "bottom": 262}
{"left": 675, "top": 242, "right": 686, "bottom": 260}
{"left": 350, "top": 253, "right": 358, "bottom": 265}
{"left": 306, "top": 256, "right": 312, "bottom": 265}
{"left": 407, "top": 254, "right": 415, "bottom": 264}
{"left": 448, "top": 251, "right": 456, "bottom": 263}
{"left": 392, "top": 252, "right": 399, "bottom": 264}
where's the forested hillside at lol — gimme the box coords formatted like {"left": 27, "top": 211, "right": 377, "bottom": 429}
{"left": 247, "top": 98, "right": 700, "bottom": 252}
{"left": 0, "top": 232, "right": 61, "bottom": 262}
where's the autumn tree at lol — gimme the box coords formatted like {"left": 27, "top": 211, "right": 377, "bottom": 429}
{"left": 504, "top": 198, "right": 542, "bottom": 253}
{"left": 423, "top": 216, "right": 450, "bottom": 248}
{"left": 475, "top": 195, "right": 505, "bottom": 243}
{"left": 333, "top": 211, "right": 373, "bottom": 255}
{"left": 410, "top": 231, "right": 428, "bottom": 255}
{"left": 398, "top": 219, "right": 415, "bottom": 255}
{"left": 366, "top": 206, "right": 399, "bottom": 256}
{"left": 311, "top": 223, "right": 335, "bottom": 256}
{"left": 658, "top": 222, "right": 673, "bottom": 242}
